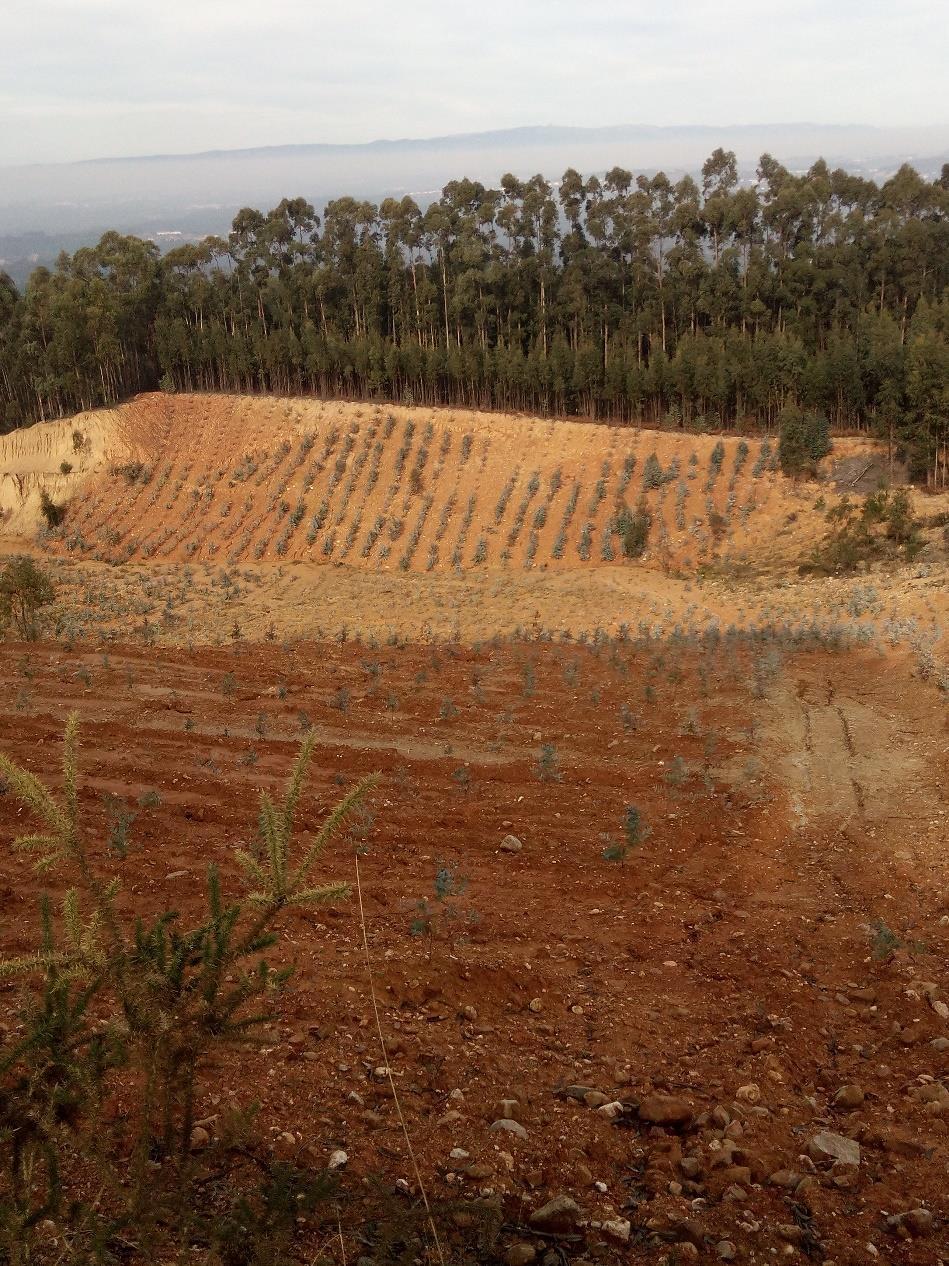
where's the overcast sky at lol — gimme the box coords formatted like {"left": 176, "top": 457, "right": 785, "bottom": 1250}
{"left": 2, "top": 0, "right": 947, "bottom": 166}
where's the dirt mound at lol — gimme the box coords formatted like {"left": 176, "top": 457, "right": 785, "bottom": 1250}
{"left": 36, "top": 393, "right": 843, "bottom": 574}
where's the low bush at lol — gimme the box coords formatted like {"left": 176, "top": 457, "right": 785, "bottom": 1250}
{"left": 0, "top": 721, "right": 375, "bottom": 1261}
{"left": 39, "top": 489, "right": 66, "bottom": 529}
{"left": 0, "top": 555, "right": 55, "bottom": 639}
{"left": 778, "top": 406, "right": 831, "bottom": 476}
{"left": 802, "top": 488, "right": 925, "bottom": 574}
{"left": 610, "top": 501, "right": 652, "bottom": 558}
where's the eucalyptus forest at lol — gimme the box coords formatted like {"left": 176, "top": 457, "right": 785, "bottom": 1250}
{"left": 2, "top": 149, "right": 947, "bottom": 483}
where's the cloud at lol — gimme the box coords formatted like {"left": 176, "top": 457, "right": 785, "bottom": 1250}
{"left": 1, "top": 0, "right": 947, "bottom": 163}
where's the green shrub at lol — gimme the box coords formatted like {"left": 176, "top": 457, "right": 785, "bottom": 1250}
{"left": 39, "top": 489, "right": 66, "bottom": 529}
{"left": 778, "top": 406, "right": 831, "bottom": 476}
{"left": 802, "top": 489, "right": 924, "bottom": 574}
{"left": 0, "top": 555, "right": 55, "bottom": 640}
{"left": 0, "top": 720, "right": 375, "bottom": 1259}
{"left": 610, "top": 502, "right": 651, "bottom": 558}
{"left": 641, "top": 453, "right": 663, "bottom": 490}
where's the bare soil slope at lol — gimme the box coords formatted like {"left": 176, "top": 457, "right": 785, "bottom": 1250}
{"left": 19, "top": 393, "right": 853, "bottom": 573}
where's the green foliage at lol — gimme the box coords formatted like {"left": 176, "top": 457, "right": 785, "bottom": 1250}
{"left": 869, "top": 918, "right": 902, "bottom": 961}
{"left": 610, "top": 501, "right": 652, "bottom": 558}
{"left": 778, "top": 406, "right": 832, "bottom": 476}
{"left": 0, "top": 719, "right": 375, "bottom": 1258}
{"left": 1, "top": 167, "right": 947, "bottom": 478}
{"left": 0, "top": 555, "right": 55, "bottom": 640}
{"left": 641, "top": 453, "right": 664, "bottom": 489}
{"left": 603, "top": 804, "right": 650, "bottom": 862}
{"left": 534, "top": 742, "right": 561, "bottom": 782}
{"left": 39, "top": 489, "right": 66, "bottom": 529}
{"left": 803, "top": 488, "right": 924, "bottom": 574}
{"left": 410, "top": 863, "right": 476, "bottom": 952}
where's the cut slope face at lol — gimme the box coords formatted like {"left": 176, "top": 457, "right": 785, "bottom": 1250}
{"left": 20, "top": 393, "right": 843, "bottom": 573}
{"left": 0, "top": 406, "right": 129, "bottom": 535}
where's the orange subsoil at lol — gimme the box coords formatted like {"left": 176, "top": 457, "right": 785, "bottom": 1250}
{"left": 48, "top": 393, "right": 835, "bottom": 574}
{"left": 0, "top": 635, "right": 946, "bottom": 1263}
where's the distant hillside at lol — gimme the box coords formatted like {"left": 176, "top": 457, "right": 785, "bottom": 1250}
{"left": 2, "top": 121, "right": 947, "bottom": 279}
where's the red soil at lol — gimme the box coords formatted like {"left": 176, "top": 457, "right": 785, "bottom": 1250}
{"left": 0, "top": 635, "right": 946, "bottom": 1262}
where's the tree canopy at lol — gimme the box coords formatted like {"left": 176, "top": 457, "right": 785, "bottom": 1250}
{"left": 1, "top": 153, "right": 947, "bottom": 485}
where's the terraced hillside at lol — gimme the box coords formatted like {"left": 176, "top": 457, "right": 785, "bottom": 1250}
{"left": 13, "top": 393, "right": 839, "bottom": 573}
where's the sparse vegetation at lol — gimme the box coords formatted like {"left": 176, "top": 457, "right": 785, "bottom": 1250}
{"left": 610, "top": 501, "right": 651, "bottom": 558}
{"left": 0, "top": 720, "right": 374, "bottom": 1262}
{"left": 0, "top": 556, "right": 55, "bottom": 640}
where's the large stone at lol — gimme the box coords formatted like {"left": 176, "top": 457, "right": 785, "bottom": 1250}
{"left": 638, "top": 1093, "right": 694, "bottom": 1125}
{"left": 490, "top": 1118, "right": 528, "bottom": 1140}
{"left": 601, "top": 1218, "right": 631, "bottom": 1243}
{"left": 189, "top": 1125, "right": 210, "bottom": 1151}
{"left": 504, "top": 1246, "right": 537, "bottom": 1266}
{"left": 528, "top": 1195, "right": 581, "bottom": 1232}
{"left": 833, "top": 1084, "right": 865, "bottom": 1109}
{"left": 499, "top": 835, "right": 523, "bottom": 853}
{"left": 808, "top": 1130, "right": 860, "bottom": 1167}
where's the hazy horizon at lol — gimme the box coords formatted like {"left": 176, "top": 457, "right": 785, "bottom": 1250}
{"left": 3, "top": 0, "right": 948, "bottom": 167}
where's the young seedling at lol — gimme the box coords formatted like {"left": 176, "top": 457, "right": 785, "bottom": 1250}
{"left": 603, "top": 805, "right": 650, "bottom": 862}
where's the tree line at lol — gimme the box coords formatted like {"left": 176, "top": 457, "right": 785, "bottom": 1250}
{"left": 1, "top": 149, "right": 947, "bottom": 484}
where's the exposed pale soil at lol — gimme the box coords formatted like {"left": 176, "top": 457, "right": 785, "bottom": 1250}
{"left": 5, "top": 393, "right": 944, "bottom": 576}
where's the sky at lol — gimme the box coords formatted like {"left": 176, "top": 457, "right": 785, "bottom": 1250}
{"left": 1, "top": 0, "right": 947, "bottom": 166}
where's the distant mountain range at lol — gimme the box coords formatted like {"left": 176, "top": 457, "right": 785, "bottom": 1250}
{"left": 40, "top": 122, "right": 949, "bottom": 166}
{"left": 2, "top": 122, "right": 947, "bottom": 287}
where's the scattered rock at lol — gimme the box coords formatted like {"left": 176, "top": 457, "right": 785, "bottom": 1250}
{"left": 886, "top": 1208, "right": 932, "bottom": 1239}
{"left": 601, "top": 1218, "right": 631, "bottom": 1243}
{"left": 528, "top": 1195, "right": 581, "bottom": 1232}
{"left": 583, "top": 1090, "right": 610, "bottom": 1108}
{"left": 498, "top": 1098, "right": 522, "bottom": 1121}
{"left": 734, "top": 1083, "right": 760, "bottom": 1104}
{"left": 499, "top": 834, "right": 523, "bottom": 853}
{"left": 777, "top": 1224, "right": 806, "bottom": 1246}
{"left": 887, "top": 1208, "right": 933, "bottom": 1239}
{"left": 833, "top": 1084, "right": 865, "bottom": 1109}
{"left": 504, "top": 1246, "right": 537, "bottom": 1266}
{"left": 559, "top": 1084, "right": 598, "bottom": 1101}
{"left": 528, "top": 998, "right": 544, "bottom": 1013}
{"left": 808, "top": 1130, "right": 860, "bottom": 1167}
{"left": 328, "top": 1149, "right": 348, "bottom": 1170}
{"left": 596, "top": 1100, "right": 625, "bottom": 1121}
{"left": 717, "top": 1241, "right": 737, "bottom": 1260}
{"left": 490, "top": 1119, "right": 528, "bottom": 1140}
{"left": 638, "top": 1093, "right": 694, "bottom": 1125}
